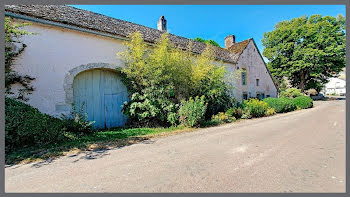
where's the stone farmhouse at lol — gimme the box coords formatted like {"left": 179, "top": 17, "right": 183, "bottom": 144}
{"left": 5, "top": 5, "right": 278, "bottom": 128}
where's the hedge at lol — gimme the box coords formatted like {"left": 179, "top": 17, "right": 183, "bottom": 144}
{"left": 293, "top": 96, "right": 313, "bottom": 109}
{"left": 5, "top": 98, "right": 66, "bottom": 152}
{"left": 263, "top": 97, "right": 296, "bottom": 113}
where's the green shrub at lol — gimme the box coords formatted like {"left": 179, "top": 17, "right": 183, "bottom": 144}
{"left": 211, "top": 112, "right": 236, "bottom": 124}
{"left": 280, "top": 88, "right": 303, "bottom": 98}
{"left": 263, "top": 97, "right": 297, "bottom": 113}
{"left": 293, "top": 96, "right": 313, "bottom": 109}
{"left": 60, "top": 102, "right": 95, "bottom": 135}
{"left": 241, "top": 110, "right": 252, "bottom": 119}
{"left": 242, "top": 99, "right": 269, "bottom": 118}
{"left": 265, "top": 108, "right": 276, "bottom": 116}
{"left": 178, "top": 96, "right": 207, "bottom": 127}
{"left": 226, "top": 107, "right": 243, "bottom": 119}
{"left": 167, "top": 112, "right": 179, "bottom": 126}
{"left": 5, "top": 98, "right": 66, "bottom": 152}
{"left": 200, "top": 119, "right": 221, "bottom": 127}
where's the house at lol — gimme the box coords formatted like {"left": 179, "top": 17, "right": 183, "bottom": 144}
{"left": 323, "top": 77, "right": 346, "bottom": 96}
{"left": 5, "top": 5, "right": 278, "bottom": 128}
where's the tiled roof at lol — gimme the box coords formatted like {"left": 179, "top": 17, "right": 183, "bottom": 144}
{"left": 5, "top": 5, "right": 251, "bottom": 63}
{"left": 227, "top": 39, "right": 251, "bottom": 56}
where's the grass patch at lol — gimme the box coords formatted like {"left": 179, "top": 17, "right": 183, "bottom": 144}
{"left": 6, "top": 126, "right": 186, "bottom": 165}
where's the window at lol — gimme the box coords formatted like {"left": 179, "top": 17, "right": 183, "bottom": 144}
{"left": 256, "top": 92, "right": 265, "bottom": 100}
{"left": 242, "top": 92, "right": 248, "bottom": 100}
{"left": 256, "top": 93, "right": 261, "bottom": 99}
{"left": 242, "top": 71, "right": 246, "bottom": 85}
{"left": 256, "top": 79, "right": 259, "bottom": 86}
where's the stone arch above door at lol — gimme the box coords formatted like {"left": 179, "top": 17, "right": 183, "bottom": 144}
{"left": 63, "top": 62, "right": 124, "bottom": 105}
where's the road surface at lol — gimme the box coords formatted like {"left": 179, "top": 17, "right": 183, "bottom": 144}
{"left": 5, "top": 100, "right": 346, "bottom": 192}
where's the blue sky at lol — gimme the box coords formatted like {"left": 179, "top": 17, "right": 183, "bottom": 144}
{"left": 71, "top": 5, "right": 345, "bottom": 59}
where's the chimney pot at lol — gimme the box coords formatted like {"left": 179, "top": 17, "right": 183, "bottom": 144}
{"left": 157, "top": 16, "right": 167, "bottom": 32}
{"left": 225, "top": 35, "right": 236, "bottom": 49}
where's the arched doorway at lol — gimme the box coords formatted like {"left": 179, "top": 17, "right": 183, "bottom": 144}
{"left": 73, "top": 68, "right": 128, "bottom": 128}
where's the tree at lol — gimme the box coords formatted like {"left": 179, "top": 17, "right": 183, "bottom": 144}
{"left": 262, "top": 14, "right": 345, "bottom": 92}
{"left": 193, "top": 37, "right": 221, "bottom": 47}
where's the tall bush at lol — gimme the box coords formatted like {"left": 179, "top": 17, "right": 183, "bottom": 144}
{"left": 118, "top": 32, "right": 235, "bottom": 126}
{"left": 178, "top": 96, "right": 207, "bottom": 127}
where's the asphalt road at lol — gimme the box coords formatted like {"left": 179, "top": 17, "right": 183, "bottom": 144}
{"left": 5, "top": 100, "right": 346, "bottom": 193}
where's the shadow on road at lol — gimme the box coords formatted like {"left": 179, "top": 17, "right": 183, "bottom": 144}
{"left": 5, "top": 136, "right": 155, "bottom": 169}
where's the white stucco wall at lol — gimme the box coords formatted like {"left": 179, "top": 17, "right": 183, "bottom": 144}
{"left": 9, "top": 19, "right": 128, "bottom": 117}
{"left": 232, "top": 40, "right": 278, "bottom": 100}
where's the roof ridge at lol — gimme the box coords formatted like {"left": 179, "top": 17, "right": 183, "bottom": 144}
{"left": 66, "top": 5, "right": 227, "bottom": 51}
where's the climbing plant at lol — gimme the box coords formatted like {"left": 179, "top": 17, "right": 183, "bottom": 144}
{"left": 5, "top": 17, "right": 35, "bottom": 101}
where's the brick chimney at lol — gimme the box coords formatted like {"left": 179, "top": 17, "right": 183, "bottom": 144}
{"left": 225, "top": 35, "right": 236, "bottom": 49}
{"left": 157, "top": 16, "right": 167, "bottom": 32}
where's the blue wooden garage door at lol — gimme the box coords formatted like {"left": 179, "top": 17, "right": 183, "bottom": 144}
{"left": 73, "top": 69, "right": 129, "bottom": 129}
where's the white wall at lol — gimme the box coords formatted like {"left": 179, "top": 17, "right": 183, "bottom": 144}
{"left": 9, "top": 19, "right": 127, "bottom": 116}
{"left": 233, "top": 41, "right": 278, "bottom": 100}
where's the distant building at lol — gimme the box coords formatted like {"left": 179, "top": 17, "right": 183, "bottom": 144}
{"left": 323, "top": 78, "right": 346, "bottom": 96}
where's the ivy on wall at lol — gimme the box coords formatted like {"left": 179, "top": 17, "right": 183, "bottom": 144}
{"left": 5, "top": 17, "right": 35, "bottom": 101}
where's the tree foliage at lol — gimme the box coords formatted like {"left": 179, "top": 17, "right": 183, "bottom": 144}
{"left": 118, "top": 32, "right": 235, "bottom": 127}
{"left": 262, "top": 14, "right": 346, "bottom": 92}
{"left": 193, "top": 37, "right": 221, "bottom": 47}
